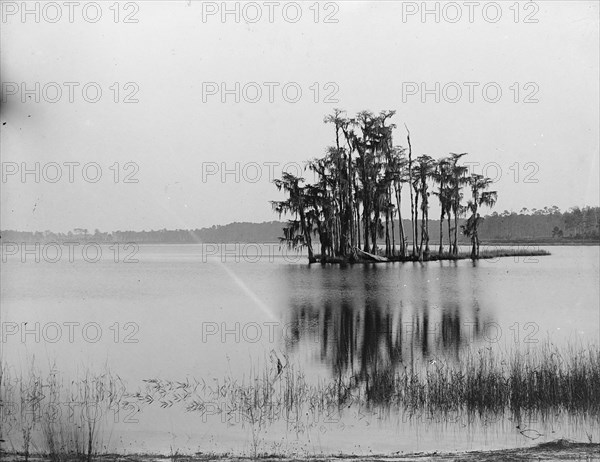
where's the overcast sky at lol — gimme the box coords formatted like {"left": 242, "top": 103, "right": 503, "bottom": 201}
{"left": 1, "top": 1, "right": 598, "bottom": 232}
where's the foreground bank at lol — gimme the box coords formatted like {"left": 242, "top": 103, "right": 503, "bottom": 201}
{"left": 2, "top": 440, "right": 600, "bottom": 462}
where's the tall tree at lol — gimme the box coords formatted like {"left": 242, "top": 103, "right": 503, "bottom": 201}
{"left": 413, "top": 155, "right": 435, "bottom": 260}
{"left": 271, "top": 173, "right": 315, "bottom": 262}
{"left": 433, "top": 157, "right": 452, "bottom": 255}
{"left": 324, "top": 110, "right": 353, "bottom": 256}
{"left": 448, "top": 153, "right": 469, "bottom": 255}
{"left": 390, "top": 147, "right": 409, "bottom": 257}
{"left": 405, "top": 124, "right": 416, "bottom": 258}
{"left": 462, "top": 174, "right": 498, "bottom": 258}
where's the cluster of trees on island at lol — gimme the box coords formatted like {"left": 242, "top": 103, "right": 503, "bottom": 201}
{"left": 271, "top": 110, "right": 499, "bottom": 262}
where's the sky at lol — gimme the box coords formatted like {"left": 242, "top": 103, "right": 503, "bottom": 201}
{"left": 1, "top": 0, "right": 599, "bottom": 233}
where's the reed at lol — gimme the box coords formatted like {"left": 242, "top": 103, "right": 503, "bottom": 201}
{"left": 3, "top": 341, "right": 598, "bottom": 458}
{"left": 1, "top": 361, "right": 126, "bottom": 461}
{"left": 135, "top": 341, "right": 600, "bottom": 425}
{"left": 362, "top": 342, "right": 600, "bottom": 416}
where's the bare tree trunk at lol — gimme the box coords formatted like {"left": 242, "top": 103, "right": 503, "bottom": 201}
{"left": 474, "top": 216, "right": 480, "bottom": 258}
{"left": 406, "top": 124, "right": 415, "bottom": 258}
{"left": 390, "top": 206, "right": 396, "bottom": 257}
{"left": 300, "top": 210, "right": 314, "bottom": 262}
{"left": 395, "top": 186, "right": 406, "bottom": 257}
{"left": 348, "top": 154, "right": 355, "bottom": 252}
{"left": 414, "top": 188, "right": 420, "bottom": 260}
{"left": 424, "top": 203, "right": 430, "bottom": 260}
{"left": 363, "top": 193, "right": 370, "bottom": 252}
{"left": 371, "top": 208, "right": 379, "bottom": 254}
{"left": 453, "top": 212, "right": 459, "bottom": 255}
{"left": 447, "top": 213, "right": 452, "bottom": 255}
{"left": 356, "top": 202, "right": 361, "bottom": 250}
{"left": 438, "top": 209, "right": 444, "bottom": 255}
{"left": 399, "top": 215, "right": 405, "bottom": 257}
{"left": 385, "top": 211, "right": 391, "bottom": 257}
{"left": 419, "top": 201, "right": 425, "bottom": 261}
{"left": 414, "top": 202, "right": 419, "bottom": 258}
{"left": 87, "top": 421, "right": 94, "bottom": 462}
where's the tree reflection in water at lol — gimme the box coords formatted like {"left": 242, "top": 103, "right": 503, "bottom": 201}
{"left": 282, "top": 262, "right": 495, "bottom": 383}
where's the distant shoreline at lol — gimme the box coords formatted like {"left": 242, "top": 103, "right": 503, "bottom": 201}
{"left": 484, "top": 239, "right": 600, "bottom": 246}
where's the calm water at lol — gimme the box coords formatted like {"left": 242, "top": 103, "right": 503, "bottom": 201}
{"left": 1, "top": 245, "right": 598, "bottom": 455}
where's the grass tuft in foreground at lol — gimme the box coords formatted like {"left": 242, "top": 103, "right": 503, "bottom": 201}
{"left": 2, "top": 341, "right": 598, "bottom": 459}
{"left": 1, "top": 361, "right": 126, "bottom": 461}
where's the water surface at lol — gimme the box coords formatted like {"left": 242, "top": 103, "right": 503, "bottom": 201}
{"left": 1, "top": 245, "right": 598, "bottom": 455}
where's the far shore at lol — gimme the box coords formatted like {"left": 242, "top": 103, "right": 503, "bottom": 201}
{"left": 483, "top": 239, "right": 600, "bottom": 246}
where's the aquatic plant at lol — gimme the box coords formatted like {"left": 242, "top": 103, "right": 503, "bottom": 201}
{"left": 1, "top": 361, "right": 126, "bottom": 461}
{"left": 133, "top": 341, "right": 600, "bottom": 431}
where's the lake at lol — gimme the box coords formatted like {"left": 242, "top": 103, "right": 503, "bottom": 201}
{"left": 1, "top": 244, "right": 598, "bottom": 456}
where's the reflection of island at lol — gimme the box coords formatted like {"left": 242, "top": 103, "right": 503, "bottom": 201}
{"left": 282, "top": 264, "right": 495, "bottom": 380}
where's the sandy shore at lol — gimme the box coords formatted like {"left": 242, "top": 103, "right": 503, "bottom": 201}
{"left": 2, "top": 440, "right": 599, "bottom": 462}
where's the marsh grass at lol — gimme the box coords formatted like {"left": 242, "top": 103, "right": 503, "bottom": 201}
{"left": 1, "top": 361, "right": 126, "bottom": 461}
{"left": 427, "top": 248, "right": 551, "bottom": 261}
{"left": 364, "top": 342, "right": 599, "bottom": 415}
{"left": 134, "top": 341, "right": 599, "bottom": 440}
{"left": 3, "top": 341, "right": 598, "bottom": 458}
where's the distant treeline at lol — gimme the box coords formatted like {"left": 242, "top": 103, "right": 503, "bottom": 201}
{"left": 1, "top": 206, "right": 598, "bottom": 245}
{"left": 480, "top": 206, "right": 599, "bottom": 241}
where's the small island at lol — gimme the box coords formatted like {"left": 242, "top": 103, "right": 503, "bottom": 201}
{"left": 272, "top": 109, "right": 553, "bottom": 264}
